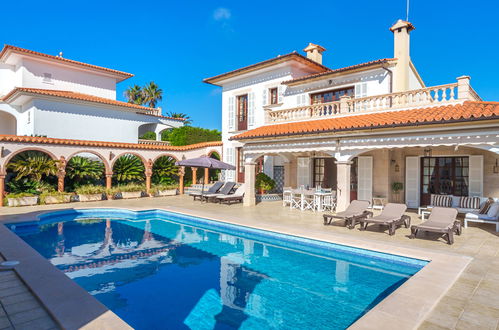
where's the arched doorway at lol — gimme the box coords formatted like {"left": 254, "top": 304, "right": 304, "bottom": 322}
{"left": 0, "top": 111, "right": 17, "bottom": 135}
{"left": 111, "top": 153, "right": 146, "bottom": 185}
{"left": 152, "top": 155, "right": 179, "bottom": 186}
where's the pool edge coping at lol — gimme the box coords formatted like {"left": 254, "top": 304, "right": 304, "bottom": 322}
{"left": 4, "top": 206, "right": 472, "bottom": 330}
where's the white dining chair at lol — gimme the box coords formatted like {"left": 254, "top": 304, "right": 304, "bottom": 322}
{"left": 282, "top": 187, "right": 292, "bottom": 207}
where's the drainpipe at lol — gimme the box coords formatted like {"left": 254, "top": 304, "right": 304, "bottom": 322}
{"left": 381, "top": 65, "right": 393, "bottom": 108}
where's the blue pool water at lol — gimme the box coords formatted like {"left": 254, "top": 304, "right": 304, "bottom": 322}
{"left": 10, "top": 209, "right": 427, "bottom": 329}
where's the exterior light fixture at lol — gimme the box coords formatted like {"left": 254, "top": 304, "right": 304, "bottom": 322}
{"left": 423, "top": 148, "right": 432, "bottom": 157}
{"left": 494, "top": 159, "right": 499, "bottom": 174}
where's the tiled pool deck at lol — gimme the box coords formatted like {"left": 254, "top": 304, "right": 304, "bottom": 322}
{"left": 0, "top": 195, "right": 498, "bottom": 329}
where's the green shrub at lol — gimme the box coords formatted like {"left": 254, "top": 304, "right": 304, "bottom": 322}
{"left": 255, "top": 173, "right": 276, "bottom": 193}
{"left": 107, "top": 183, "right": 146, "bottom": 195}
{"left": 39, "top": 191, "right": 74, "bottom": 204}
{"left": 112, "top": 154, "right": 145, "bottom": 184}
{"left": 139, "top": 131, "right": 157, "bottom": 140}
{"left": 391, "top": 182, "right": 404, "bottom": 193}
{"left": 164, "top": 126, "right": 221, "bottom": 146}
{"left": 75, "top": 185, "right": 107, "bottom": 195}
{"left": 150, "top": 183, "right": 178, "bottom": 194}
{"left": 6, "top": 192, "right": 37, "bottom": 199}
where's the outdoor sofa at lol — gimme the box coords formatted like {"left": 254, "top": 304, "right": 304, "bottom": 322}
{"left": 359, "top": 203, "right": 410, "bottom": 235}
{"left": 464, "top": 200, "right": 499, "bottom": 232}
{"left": 410, "top": 207, "right": 461, "bottom": 244}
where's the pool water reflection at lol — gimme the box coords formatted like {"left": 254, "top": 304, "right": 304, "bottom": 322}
{"left": 12, "top": 211, "right": 426, "bottom": 329}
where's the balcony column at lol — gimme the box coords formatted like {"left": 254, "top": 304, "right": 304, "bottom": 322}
{"left": 0, "top": 174, "right": 5, "bottom": 207}
{"left": 105, "top": 173, "right": 113, "bottom": 190}
{"left": 339, "top": 95, "right": 351, "bottom": 114}
{"left": 243, "top": 162, "right": 256, "bottom": 206}
{"left": 204, "top": 168, "right": 209, "bottom": 185}
{"left": 457, "top": 76, "right": 471, "bottom": 101}
{"left": 191, "top": 167, "right": 198, "bottom": 185}
{"left": 335, "top": 160, "right": 352, "bottom": 212}
{"left": 179, "top": 166, "right": 185, "bottom": 194}
{"left": 57, "top": 157, "right": 67, "bottom": 193}
{"left": 283, "top": 161, "right": 292, "bottom": 187}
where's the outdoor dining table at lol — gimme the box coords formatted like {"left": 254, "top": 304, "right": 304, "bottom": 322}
{"left": 291, "top": 189, "right": 334, "bottom": 211}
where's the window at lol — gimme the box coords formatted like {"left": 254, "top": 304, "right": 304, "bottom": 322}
{"left": 237, "top": 94, "right": 248, "bottom": 131}
{"left": 269, "top": 87, "right": 278, "bottom": 105}
{"left": 310, "top": 87, "right": 354, "bottom": 104}
{"left": 43, "top": 73, "right": 52, "bottom": 83}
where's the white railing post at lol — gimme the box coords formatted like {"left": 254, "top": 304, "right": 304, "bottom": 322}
{"left": 340, "top": 95, "right": 351, "bottom": 113}
{"left": 457, "top": 76, "right": 471, "bottom": 101}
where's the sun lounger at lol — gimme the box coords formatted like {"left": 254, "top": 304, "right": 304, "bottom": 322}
{"left": 323, "top": 200, "right": 372, "bottom": 229}
{"left": 201, "top": 182, "right": 236, "bottom": 202}
{"left": 359, "top": 203, "right": 410, "bottom": 235}
{"left": 410, "top": 207, "right": 461, "bottom": 244}
{"left": 216, "top": 184, "right": 245, "bottom": 205}
{"left": 190, "top": 182, "right": 224, "bottom": 201}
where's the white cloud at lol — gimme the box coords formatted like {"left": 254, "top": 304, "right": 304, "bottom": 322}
{"left": 213, "top": 8, "right": 231, "bottom": 21}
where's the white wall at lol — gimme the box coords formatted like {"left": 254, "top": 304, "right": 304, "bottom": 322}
{"left": 0, "top": 111, "right": 16, "bottom": 134}
{"left": 31, "top": 99, "right": 174, "bottom": 143}
{"left": 21, "top": 59, "right": 117, "bottom": 99}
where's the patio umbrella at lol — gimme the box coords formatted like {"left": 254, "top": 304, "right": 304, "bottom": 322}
{"left": 175, "top": 156, "right": 236, "bottom": 194}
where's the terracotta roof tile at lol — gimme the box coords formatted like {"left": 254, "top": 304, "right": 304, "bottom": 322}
{"left": 1, "top": 88, "right": 184, "bottom": 121}
{"left": 231, "top": 101, "right": 499, "bottom": 140}
{"left": 0, "top": 45, "right": 133, "bottom": 80}
{"left": 282, "top": 58, "right": 396, "bottom": 85}
{"left": 0, "top": 135, "right": 222, "bottom": 151}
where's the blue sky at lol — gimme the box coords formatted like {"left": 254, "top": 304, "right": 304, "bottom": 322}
{"left": 2, "top": 1, "right": 498, "bottom": 130}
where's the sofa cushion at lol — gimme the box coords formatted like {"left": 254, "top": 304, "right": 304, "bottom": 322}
{"left": 431, "top": 194, "right": 452, "bottom": 207}
{"left": 479, "top": 198, "right": 494, "bottom": 214}
{"left": 487, "top": 203, "right": 499, "bottom": 218}
{"left": 465, "top": 211, "right": 499, "bottom": 221}
{"left": 460, "top": 196, "right": 481, "bottom": 210}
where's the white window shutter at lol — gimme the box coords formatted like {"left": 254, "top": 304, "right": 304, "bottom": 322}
{"left": 469, "top": 155, "right": 483, "bottom": 197}
{"left": 355, "top": 83, "right": 368, "bottom": 111}
{"left": 405, "top": 156, "right": 420, "bottom": 208}
{"left": 262, "top": 89, "right": 268, "bottom": 106}
{"left": 297, "top": 157, "right": 310, "bottom": 187}
{"left": 225, "top": 147, "right": 236, "bottom": 182}
{"left": 357, "top": 156, "right": 373, "bottom": 203}
{"left": 248, "top": 92, "right": 255, "bottom": 127}
{"left": 301, "top": 94, "right": 306, "bottom": 105}
{"left": 228, "top": 97, "right": 235, "bottom": 131}
{"left": 296, "top": 95, "right": 301, "bottom": 106}
{"left": 278, "top": 85, "right": 284, "bottom": 103}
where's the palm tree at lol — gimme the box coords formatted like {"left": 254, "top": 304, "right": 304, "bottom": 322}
{"left": 166, "top": 112, "right": 192, "bottom": 125}
{"left": 66, "top": 156, "right": 105, "bottom": 186}
{"left": 143, "top": 81, "right": 163, "bottom": 108}
{"left": 7, "top": 151, "right": 58, "bottom": 181}
{"left": 124, "top": 85, "right": 144, "bottom": 105}
{"left": 112, "top": 154, "right": 145, "bottom": 183}
{"left": 152, "top": 156, "right": 178, "bottom": 185}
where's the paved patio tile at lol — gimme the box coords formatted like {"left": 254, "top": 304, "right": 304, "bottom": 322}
{"left": 8, "top": 307, "right": 51, "bottom": 326}
{"left": 14, "top": 315, "right": 57, "bottom": 330}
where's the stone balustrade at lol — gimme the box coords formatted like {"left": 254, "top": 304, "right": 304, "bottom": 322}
{"left": 138, "top": 139, "right": 171, "bottom": 145}
{"left": 265, "top": 77, "right": 480, "bottom": 123}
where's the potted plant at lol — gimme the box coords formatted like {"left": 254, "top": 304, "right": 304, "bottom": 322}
{"left": 391, "top": 182, "right": 404, "bottom": 203}
{"left": 109, "top": 184, "right": 146, "bottom": 199}
{"left": 6, "top": 192, "right": 39, "bottom": 207}
{"left": 40, "top": 191, "right": 74, "bottom": 205}
{"left": 151, "top": 184, "right": 178, "bottom": 197}
{"left": 75, "top": 185, "right": 106, "bottom": 202}
{"left": 255, "top": 173, "right": 276, "bottom": 195}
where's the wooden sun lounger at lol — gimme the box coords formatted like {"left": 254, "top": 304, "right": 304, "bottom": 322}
{"left": 215, "top": 184, "right": 245, "bottom": 205}
{"left": 323, "top": 200, "right": 372, "bottom": 229}
{"left": 410, "top": 207, "right": 461, "bottom": 244}
{"left": 359, "top": 203, "right": 410, "bottom": 235}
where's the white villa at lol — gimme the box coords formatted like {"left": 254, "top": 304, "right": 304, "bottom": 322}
{"left": 204, "top": 20, "right": 499, "bottom": 211}
{"left": 0, "top": 45, "right": 183, "bottom": 143}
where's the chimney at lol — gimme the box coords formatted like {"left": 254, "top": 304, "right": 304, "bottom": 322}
{"left": 390, "top": 20, "right": 415, "bottom": 92}
{"left": 303, "top": 43, "right": 326, "bottom": 65}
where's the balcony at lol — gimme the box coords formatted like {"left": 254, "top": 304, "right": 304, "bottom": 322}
{"left": 265, "top": 76, "right": 481, "bottom": 124}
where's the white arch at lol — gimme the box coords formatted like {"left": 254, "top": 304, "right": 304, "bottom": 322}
{"left": 0, "top": 111, "right": 17, "bottom": 135}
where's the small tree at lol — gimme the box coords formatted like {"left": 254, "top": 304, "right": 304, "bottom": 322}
{"left": 255, "top": 173, "right": 276, "bottom": 194}
{"left": 391, "top": 182, "right": 404, "bottom": 202}
{"left": 66, "top": 156, "right": 105, "bottom": 189}
{"left": 139, "top": 131, "right": 157, "bottom": 140}
{"left": 113, "top": 154, "right": 145, "bottom": 184}
{"left": 152, "top": 156, "right": 178, "bottom": 185}
{"left": 166, "top": 126, "right": 221, "bottom": 146}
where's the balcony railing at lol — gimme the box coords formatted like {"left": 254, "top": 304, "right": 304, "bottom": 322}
{"left": 138, "top": 139, "right": 171, "bottom": 146}
{"left": 265, "top": 77, "right": 481, "bottom": 124}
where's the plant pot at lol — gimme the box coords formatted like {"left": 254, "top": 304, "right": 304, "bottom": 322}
{"left": 78, "top": 193, "right": 104, "bottom": 202}
{"left": 154, "top": 189, "right": 178, "bottom": 197}
{"left": 7, "top": 196, "right": 39, "bottom": 207}
{"left": 120, "top": 191, "right": 143, "bottom": 199}
{"left": 44, "top": 195, "right": 72, "bottom": 205}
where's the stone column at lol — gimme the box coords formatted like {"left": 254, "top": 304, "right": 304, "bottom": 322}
{"left": 204, "top": 168, "right": 209, "bottom": 185}
{"left": 335, "top": 161, "right": 352, "bottom": 212}
{"left": 105, "top": 173, "right": 113, "bottom": 190}
{"left": 145, "top": 159, "right": 153, "bottom": 195}
{"left": 283, "top": 162, "right": 292, "bottom": 187}
{"left": 457, "top": 76, "right": 471, "bottom": 101}
{"left": 191, "top": 167, "right": 198, "bottom": 185}
{"left": 243, "top": 163, "right": 256, "bottom": 206}
{"left": 57, "top": 156, "right": 67, "bottom": 193}
{"left": 179, "top": 166, "right": 185, "bottom": 194}
{"left": 0, "top": 174, "right": 5, "bottom": 207}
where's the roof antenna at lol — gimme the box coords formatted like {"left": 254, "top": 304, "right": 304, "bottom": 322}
{"left": 406, "top": 0, "right": 410, "bottom": 21}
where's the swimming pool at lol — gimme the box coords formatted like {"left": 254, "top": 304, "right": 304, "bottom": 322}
{"left": 10, "top": 209, "right": 427, "bottom": 329}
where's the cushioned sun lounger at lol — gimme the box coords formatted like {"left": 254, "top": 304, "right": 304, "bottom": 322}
{"left": 215, "top": 184, "right": 245, "bottom": 205}
{"left": 323, "top": 200, "right": 372, "bottom": 229}
{"left": 201, "top": 182, "right": 236, "bottom": 202}
{"left": 190, "top": 182, "right": 224, "bottom": 201}
{"left": 359, "top": 203, "right": 410, "bottom": 235}
{"left": 410, "top": 207, "right": 461, "bottom": 244}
